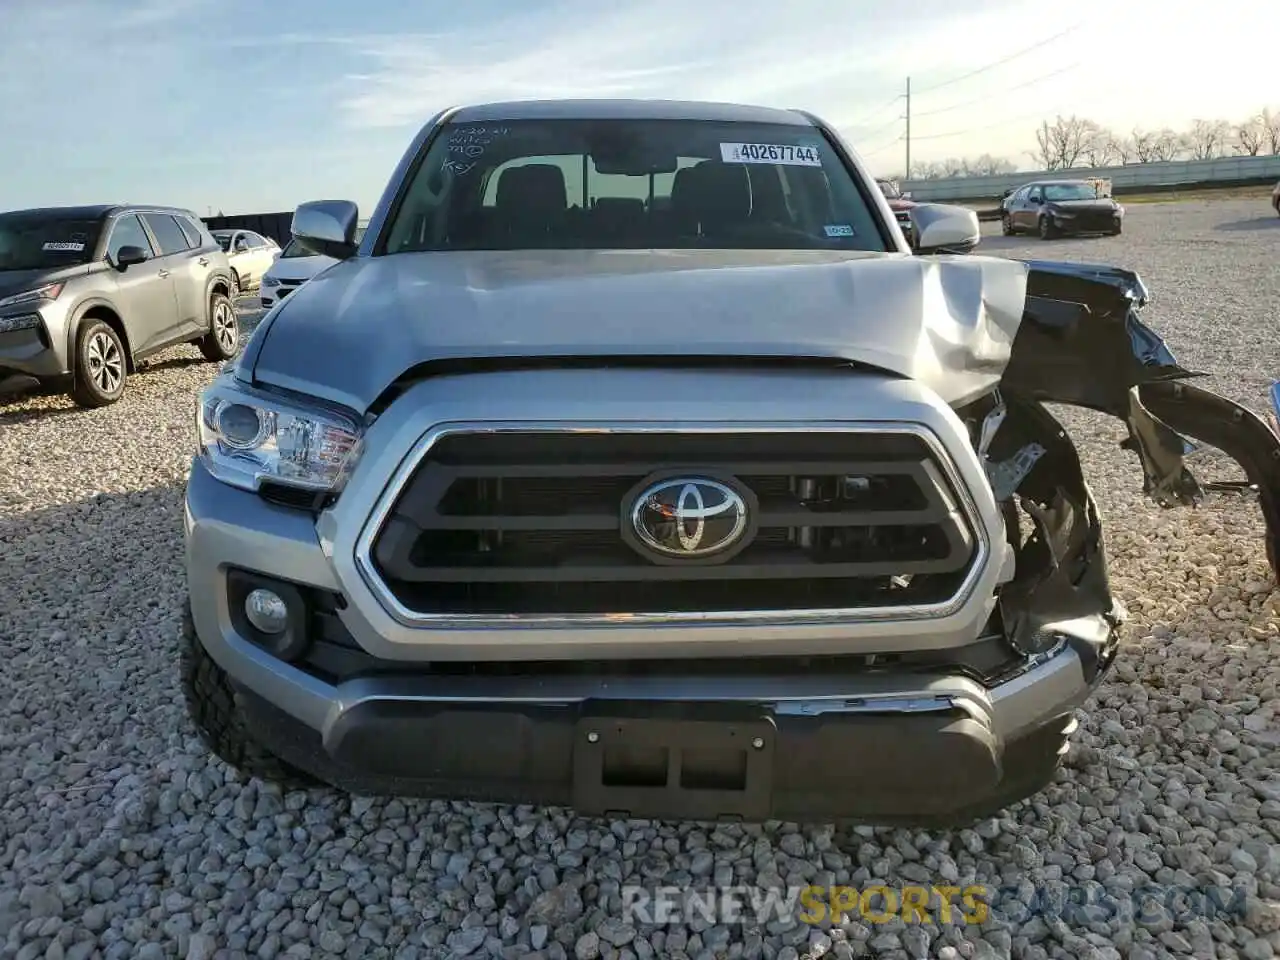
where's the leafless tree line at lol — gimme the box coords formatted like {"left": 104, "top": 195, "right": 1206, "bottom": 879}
{"left": 900, "top": 107, "right": 1280, "bottom": 180}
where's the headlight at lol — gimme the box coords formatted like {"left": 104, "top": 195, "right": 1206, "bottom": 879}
{"left": 0, "top": 281, "right": 64, "bottom": 309}
{"left": 196, "top": 377, "right": 363, "bottom": 494}
{"left": 262, "top": 276, "right": 281, "bottom": 288}
{"left": 0, "top": 314, "right": 42, "bottom": 334}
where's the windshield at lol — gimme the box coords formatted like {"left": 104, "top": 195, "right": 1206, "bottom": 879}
{"left": 1043, "top": 183, "right": 1100, "bottom": 202}
{"left": 381, "top": 119, "right": 889, "bottom": 253}
{"left": 0, "top": 213, "right": 102, "bottom": 272}
{"left": 279, "top": 239, "right": 313, "bottom": 259}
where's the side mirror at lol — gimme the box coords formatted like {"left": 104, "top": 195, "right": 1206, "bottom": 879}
{"left": 234, "top": 239, "right": 249, "bottom": 252}
{"left": 1028, "top": 196, "right": 1042, "bottom": 205}
{"left": 911, "top": 203, "right": 981, "bottom": 255}
{"left": 292, "top": 200, "right": 360, "bottom": 260}
{"left": 115, "top": 245, "right": 148, "bottom": 269}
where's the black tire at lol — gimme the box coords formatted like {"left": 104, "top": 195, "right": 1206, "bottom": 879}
{"left": 179, "top": 602, "right": 318, "bottom": 789}
{"left": 1001, "top": 213, "right": 1014, "bottom": 236}
{"left": 1110, "top": 221, "right": 1123, "bottom": 236}
{"left": 69, "top": 319, "right": 127, "bottom": 408}
{"left": 198, "top": 292, "right": 239, "bottom": 362}
{"left": 229, "top": 270, "right": 241, "bottom": 299}
{"left": 1038, "top": 215, "right": 1059, "bottom": 240}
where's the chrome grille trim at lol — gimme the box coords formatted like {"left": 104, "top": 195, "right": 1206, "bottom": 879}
{"left": 352, "top": 421, "right": 991, "bottom": 629}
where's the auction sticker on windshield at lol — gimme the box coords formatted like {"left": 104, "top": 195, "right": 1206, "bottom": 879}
{"left": 720, "top": 143, "right": 821, "bottom": 166}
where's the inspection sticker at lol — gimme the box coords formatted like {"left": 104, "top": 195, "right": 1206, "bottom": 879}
{"left": 43, "top": 241, "right": 85, "bottom": 252}
{"left": 720, "top": 142, "right": 822, "bottom": 166}
{"left": 824, "top": 224, "right": 855, "bottom": 237}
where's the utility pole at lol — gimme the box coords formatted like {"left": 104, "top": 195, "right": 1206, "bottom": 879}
{"left": 904, "top": 77, "right": 912, "bottom": 179}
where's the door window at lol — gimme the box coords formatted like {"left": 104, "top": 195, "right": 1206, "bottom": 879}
{"left": 107, "top": 214, "right": 155, "bottom": 261}
{"left": 142, "top": 213, "right": 193, "bottom": 255}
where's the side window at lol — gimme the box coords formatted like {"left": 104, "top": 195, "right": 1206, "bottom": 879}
{"left": 141, "top": 213, "right": 193, "bottom": 255}
{"left": 106, "top": 214, "right": 155, "bottom": 261}
{"left": 1028, "top": 187, "right": 1042, "bottom": 203}
{"left": 244, "top": 232, "right": 266, "bottom": 248}
{"left": 177, "top": 216, "right": 208, "bottom": 249}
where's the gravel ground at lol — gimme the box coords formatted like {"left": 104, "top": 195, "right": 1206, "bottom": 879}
{"left": 2, "top": 199, "right": 1280, "bottom": 960}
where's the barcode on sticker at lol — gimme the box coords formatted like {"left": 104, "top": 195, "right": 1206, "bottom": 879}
{"left": 43, "top": 241, "right": 85, "bottom": 252}
{"left": 720, "top": 142, "right": 822, "bottom": 166}
{"left": 824, "top": 224, "right": 855, "bottom": 237}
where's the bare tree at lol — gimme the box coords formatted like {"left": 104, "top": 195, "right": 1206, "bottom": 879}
{"left": 1150, "top": 129, "right": 1182, "bottom": 162}
{"left": 1181, "top": 119, "right": 1231, "bottom": 160}
{"left": 909, "top": 160, "right": 944, "bottom": 180}
{"left": 1263, "top": 108, "right": 1280, "bottom": 155}
{"left": 1110, "top": 135, "right": 1136, "bottom": 164}
{"left": 1131, "top": 128, "right": 1157, "bottom": 163}
{"left": 1235, "top": 114, "right": 1266, "bottom": 156}
{"left": 966, "top": 153, "right": 1017, "bottom": 176}
{"left": 1079, "top": 121, "right": 1119, "bottom": 167}
{"left": 1032, "top": 115, "right": 1091, "bottom": 170}
{"left": 939, "top": 157, "right": 968, "bottom": 179}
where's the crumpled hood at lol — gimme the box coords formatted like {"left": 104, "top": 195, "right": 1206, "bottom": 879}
{"left": 247, "top": 249, "right": 1030, "bottom": 414}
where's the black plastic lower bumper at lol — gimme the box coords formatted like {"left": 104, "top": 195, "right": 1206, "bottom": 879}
{"left": 238, "top": 688, "right": 1075, "bottom": 826}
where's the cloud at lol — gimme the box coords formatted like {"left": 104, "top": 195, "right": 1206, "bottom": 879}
{"left": 332, "top": 0, "right": 926, "bottom": 133}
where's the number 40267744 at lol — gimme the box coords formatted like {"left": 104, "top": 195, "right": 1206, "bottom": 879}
{"left": 721, "top": 143, "right": 822, "bottom": 166}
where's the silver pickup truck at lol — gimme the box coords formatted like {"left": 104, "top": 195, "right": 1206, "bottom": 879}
{"left": 181, "top": 98, "right": 1280, "bottom": 826}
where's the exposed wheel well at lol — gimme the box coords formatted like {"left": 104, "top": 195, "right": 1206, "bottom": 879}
{"left": 209, "top": 278, "right": 231, "bottom": 301}
{"left": 77, "top": 306, "right": 135, "bottom": 373}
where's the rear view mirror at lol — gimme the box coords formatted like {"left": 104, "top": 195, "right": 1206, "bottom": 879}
{"left": 114, "top": 245, "right": 148, "bottom": 269}
{"left": 292, "top": 200, "right": 360, "bottom": 260}
{"left": 911, "top": 203, "right": 981, "bottom": 255}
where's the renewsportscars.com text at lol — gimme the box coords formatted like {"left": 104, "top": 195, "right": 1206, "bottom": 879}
{"left": 620, "top": 883, "right": 1250, "bottom": 927}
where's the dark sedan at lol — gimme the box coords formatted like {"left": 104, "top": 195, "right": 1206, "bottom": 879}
{"left": 1002, "top": 179, "right": 1124, "bottom": 239}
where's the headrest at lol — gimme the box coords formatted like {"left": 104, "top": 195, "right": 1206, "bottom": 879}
{"left": 673, "top": 162, "right": 751, "bottom": 228}
{"left": 496, "top": 163, "right": 568, "bottom": 213}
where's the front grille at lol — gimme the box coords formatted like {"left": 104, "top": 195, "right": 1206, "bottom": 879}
{"left": 1064, "top": 213, "right": 1115, "bottom": 232}
{"left": 366, "top": 430, "right": 980, "bottom": 618}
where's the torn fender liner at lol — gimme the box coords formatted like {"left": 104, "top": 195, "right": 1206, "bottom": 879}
{"left": 1004, "top": 259, "right": 1280, "bottom": 577}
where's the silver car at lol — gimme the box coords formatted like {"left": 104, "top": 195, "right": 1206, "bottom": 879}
{"left": 0, "top": 204, "right": 238, "bottom": 407}
{"left": 180, "top": 99, "right": 1280, "bottom": 826}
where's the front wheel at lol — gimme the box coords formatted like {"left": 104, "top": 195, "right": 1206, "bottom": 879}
{"left": 1038, "top": 216, "right": 1058, "bottom": 240}
{"left": 1001, "top": 213, "right": 1014, "bottom": 236}
{"left": 70, "top": 320, "right": 127, "bottom": 408}
{"left": 198, "top": 293, "right": 239, "bottom": 361}
{"left": 180, "top": 602, "right": 319, "bottom": 789}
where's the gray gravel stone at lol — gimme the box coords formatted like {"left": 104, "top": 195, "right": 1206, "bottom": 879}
{"left": 4, "top": 205, "right": 1280, "bottom": 960}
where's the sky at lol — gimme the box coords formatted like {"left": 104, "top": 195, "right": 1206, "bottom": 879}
{"left": 1, "top": 0, "right": 1274, "bottom": 216}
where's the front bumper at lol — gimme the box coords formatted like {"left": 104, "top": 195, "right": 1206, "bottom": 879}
{"left": 184, "top": 448, "right": 1114, "bottom": 823}
{"left": 0, "top": 310, "right": 67, "bottom": 378}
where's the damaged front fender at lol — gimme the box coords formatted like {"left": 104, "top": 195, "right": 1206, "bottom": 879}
{"left": 998, "top": 258, "right": 1280, "bottom": 577}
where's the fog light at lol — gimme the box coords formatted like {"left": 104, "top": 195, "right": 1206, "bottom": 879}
{"left": 245, "top": 589, "right": 289, "bottom": 634}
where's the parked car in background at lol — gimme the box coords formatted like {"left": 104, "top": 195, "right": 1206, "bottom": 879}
{"left": 1001, "top": 179, "right": 1124, "bottom": 239}
{"left": 876, "top": 178, "right": 916, "bottom": 245}
{"left": 0, "top": 204, "right": 238, "bottom": 407}
{"left": 211, "top": 229, "right": 280, "bottom": 295}
{"left": 259, "top": 229, "right": 365, "bottom": 310}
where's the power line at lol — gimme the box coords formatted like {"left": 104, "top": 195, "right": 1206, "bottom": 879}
{"left": 841, "top": 95, "right": 905, "bottom": 131}
{"left": 912, "top": 62, "right": 1082, "bottom": 118}
{"left": 860, "top": 136, "right": 904, "bottom": 158}
{"left": 911, "top": 22, "right": 1087, "bottom": 96}
{"left": 911, "top": 107, "right": 1062, "bottom": 141}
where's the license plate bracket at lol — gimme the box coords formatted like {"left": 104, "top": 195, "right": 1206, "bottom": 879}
{"left": 571, "top": 712, "right": 776, "bottom": 821}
